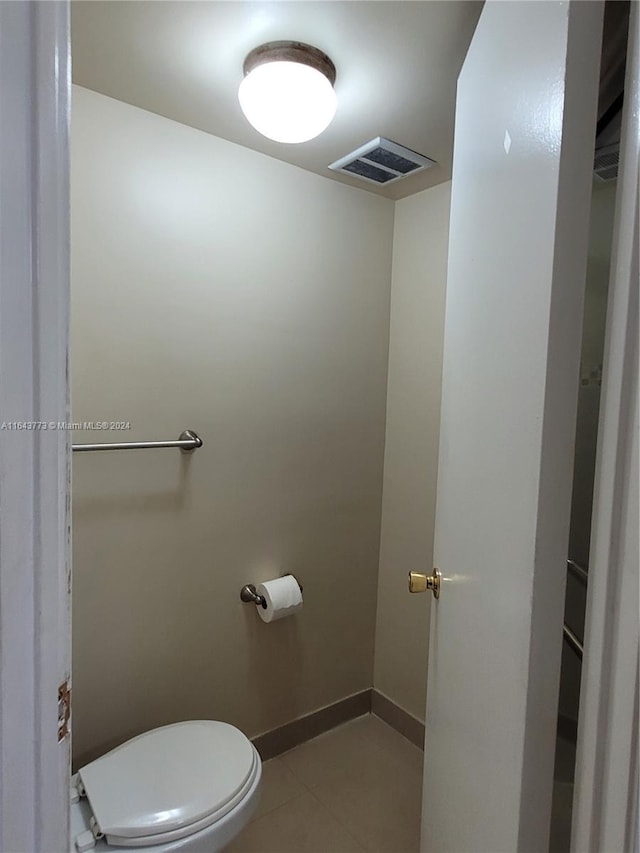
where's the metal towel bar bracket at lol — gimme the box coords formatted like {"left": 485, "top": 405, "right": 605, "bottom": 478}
{"left": 72, "top": 429, "right": 203, "bottom": 453}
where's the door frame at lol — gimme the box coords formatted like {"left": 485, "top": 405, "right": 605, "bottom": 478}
{"left": 0, "top": 1, "right": 635, "bottom": 850}
{"left": 572, "top": 3, "right": 639, "bottom": 851}
{"left": 0, "top": 2, "right": 71, "bottom": 851}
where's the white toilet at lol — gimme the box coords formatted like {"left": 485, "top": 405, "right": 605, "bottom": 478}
{"left": 70, "top": 720, "right": 262, "bottom": 853}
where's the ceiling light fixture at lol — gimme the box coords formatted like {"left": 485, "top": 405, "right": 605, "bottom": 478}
{"left": 238, "top": 41, "right": 337, "bottom": 144}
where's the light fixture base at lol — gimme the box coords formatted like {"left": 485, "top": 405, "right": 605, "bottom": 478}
{"left": 243, "top": 41, "right": 336, "bottom": 86}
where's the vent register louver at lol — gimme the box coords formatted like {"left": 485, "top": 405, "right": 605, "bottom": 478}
{"left": 329, "top": 137, "right": 435, "bottom": 185}
{"left": 593, "top": 142, "right": 619, "bottom": 182}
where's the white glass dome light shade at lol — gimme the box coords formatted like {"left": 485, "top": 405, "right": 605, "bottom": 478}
{"left": 239, "top": 62, "right": 337, "bottom": 143}
{"left": 238, "top": 42, "right": 337, "bottom": 144}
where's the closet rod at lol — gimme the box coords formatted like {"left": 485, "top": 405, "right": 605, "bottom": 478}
{"left": 567, "top": 559, "right": 588, "bottom": 586}
{"left": 563, "top": 623, "right": 583, "bottom": 660}
{"left": 72, "top": 429, "right": 202, "bottom": 453}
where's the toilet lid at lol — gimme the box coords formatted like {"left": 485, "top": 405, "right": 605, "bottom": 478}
{"left": 78, "top": 721, "right": 257, "bottom": 845}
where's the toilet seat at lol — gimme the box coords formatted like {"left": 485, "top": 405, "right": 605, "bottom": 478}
{"left": 76, "top": 721, "right": 259, "bottom": 848}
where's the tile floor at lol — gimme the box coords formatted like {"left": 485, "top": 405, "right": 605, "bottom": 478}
{"left": 227, "top": 714, "right": 424, "bottom": 853}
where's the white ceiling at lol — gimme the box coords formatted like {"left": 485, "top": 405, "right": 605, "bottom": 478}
{"left": 71, "top": 1, "right": 482, "bottom": 200}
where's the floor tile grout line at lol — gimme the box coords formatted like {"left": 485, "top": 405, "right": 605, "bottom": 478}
{"left": 256, "top": 713, "right": 422, "bottom": 833}
{"left": 306, "top": 786, "right": 369, "bottom": 852}
{"left": 310, "top": 773, "right": 421, "bottom": 853}
{"left": 247, "top": 789, "right": 312, "bottom": 828}
{"left": 247, "top": 758, "right": 312, "bottom": 824}
{"left": 240, "top": 716, "right": 423, "bottom": 852}
{"left": 245, "top": 788, "right": 369, "bottom": 852}
{"left": 279, "top": 740, "right": 389, "bottom": 790}
{"left": 276, "top": 715, "right": 423, "bottom": 792}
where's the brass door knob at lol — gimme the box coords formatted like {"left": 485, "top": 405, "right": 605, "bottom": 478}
{"left": 408, "top": 569, "right": 441, "bottom": 599}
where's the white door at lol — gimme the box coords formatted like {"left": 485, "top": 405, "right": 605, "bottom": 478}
{"left": 421, "top": 3, "right": 604, "bottom": 851}
{"left": 0, "top": 2, "right": 71, "bottom": 851}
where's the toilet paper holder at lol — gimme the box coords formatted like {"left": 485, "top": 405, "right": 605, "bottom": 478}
{"left": 240, "top": 584, "right": 267, "bottom": 609}
{"left": 240, "top": 575, "right": 303, "bottom": 609}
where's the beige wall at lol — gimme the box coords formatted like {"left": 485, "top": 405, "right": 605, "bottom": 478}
{"left": 71, "top": 87, "right": 394, "bottom": 765}
{"left": 373, "top": 182, "right": 451, "bottom": 721}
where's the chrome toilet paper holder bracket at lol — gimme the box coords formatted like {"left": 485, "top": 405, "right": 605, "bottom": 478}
{"left": 240, "top": 584, "right": 267, "bottom": 609}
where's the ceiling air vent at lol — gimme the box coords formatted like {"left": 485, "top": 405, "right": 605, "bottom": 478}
{"left": 329, "top": 137, "right": 436, "bottom": 185}
{"left": 594, "top": 142, "right": 620, "bottom": 182}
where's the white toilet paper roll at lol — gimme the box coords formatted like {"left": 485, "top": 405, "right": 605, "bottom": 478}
{"left": 256, "top": 576, "right": 303, "bottom": 623}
